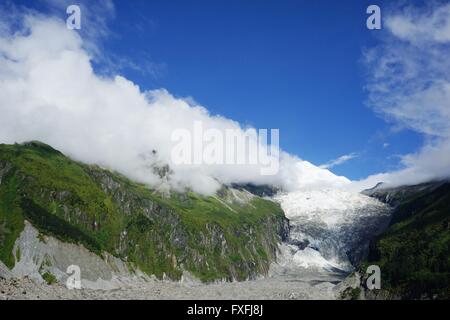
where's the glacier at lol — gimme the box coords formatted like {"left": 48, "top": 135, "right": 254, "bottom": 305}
{"left": 272, "top": 188, "right": 391, "bottom": 273}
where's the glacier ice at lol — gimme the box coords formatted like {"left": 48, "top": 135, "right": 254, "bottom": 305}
{"left": 274, "top": 188, "right": 391, "bottom": 272}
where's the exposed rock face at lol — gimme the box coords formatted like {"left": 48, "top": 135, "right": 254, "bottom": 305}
{"left": 83, "top": 166, "right": 290, "bottom": 281}
{"left": 361, "top": 181, "right": 449, "bottom": 206}
{"left": 10, "top": 221, "right": 143, "bottom": 290}
{"left": 0, "top": 161, "right": 13, "bottom": 185}
{"left": 354, "top": 181, "right": 450, "bottom": 299}
{"left": 0, "top": 261, "right": 13, "bottom": 280}
{"left": 230, "top": 183, "right": 280, "bottom": 198}
{"left": 0, "top": 142, "right": 289, "bottom": 284}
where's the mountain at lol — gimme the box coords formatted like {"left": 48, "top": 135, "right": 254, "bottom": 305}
{"left": 274, "top": 189, "right": 390, "bottom": 272}
{"left": 0, "top": 141, "right": 289, "bottom": 285}
{"left": 350, "top": 181, "right": 450, "bottom": 299}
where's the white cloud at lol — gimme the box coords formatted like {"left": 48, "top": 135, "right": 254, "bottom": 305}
{"left": 386, "top": 3, "right": 450, "bottom": 44}
{"left": 351, "top": 2, "right": 450, "bottom": 191}
{"left": 319, "top": 153, "right": 358, "bottom": 169}
{"left": 0, "top": 12, "right": 350, "bottom": 195}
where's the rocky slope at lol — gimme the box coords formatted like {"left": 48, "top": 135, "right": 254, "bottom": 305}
{"left": 0, "top": 141, "right": 289, "bottom": 285}
{"left": 348, "top": 181, "right": 450, "bottom": 299}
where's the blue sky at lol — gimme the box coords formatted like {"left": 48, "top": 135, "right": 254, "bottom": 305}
{"left": 10, "top": 0, "right": 427, "bottom": 180}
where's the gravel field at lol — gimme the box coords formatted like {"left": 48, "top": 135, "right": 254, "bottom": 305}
{"left": 0, "top": 268, "right": 345, "bottom": 300}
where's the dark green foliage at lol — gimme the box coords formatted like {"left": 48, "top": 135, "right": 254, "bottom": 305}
{"left": 41, "top": 271, "right": 57, "bottom": 285}
{"left": 365, "top": 183, "right": 450, "bottom": 299}
{"left": 0, "top": 172, "right": 24, "bottom": 268}
{"left": 341, "top": 287, "right": 361, "bottom": 300}
{"left": 20, "top": 198, "right": 102, "bottom": 255}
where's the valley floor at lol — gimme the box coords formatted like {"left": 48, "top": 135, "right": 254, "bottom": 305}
{"left": 0, "top": 268, "right": 345, "bottom": 300}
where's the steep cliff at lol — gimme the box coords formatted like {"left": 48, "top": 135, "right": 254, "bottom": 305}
{"left": 352, "top": 181, "right": 450, "bottom": 299}
{"left": 0, "top": 141, "right": 289, "bottom": 283}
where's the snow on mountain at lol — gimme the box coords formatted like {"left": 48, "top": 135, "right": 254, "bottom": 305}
{"left": 273, "top": 188, "right": 391, "bottom": 272}
{"left": 275, "top": 188, "right": 385, "bottom": 226}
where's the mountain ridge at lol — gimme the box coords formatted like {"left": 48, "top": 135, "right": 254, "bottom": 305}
{"left": 345, "top": 181, "right": 450, "bottom": 299}
{"left": 0, "top": 141, "right": 289, "bottom": 284}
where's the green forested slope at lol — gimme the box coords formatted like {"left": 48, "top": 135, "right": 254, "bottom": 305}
{"left": 363, "top": 182, "right": 450, "bottom": 299}
{"left": 0, "top": 141, "right": 288, "bottom": 282}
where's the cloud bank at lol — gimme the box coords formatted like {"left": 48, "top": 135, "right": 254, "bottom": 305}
{"left": 0, "top": 12, "right": 350, "bottom": 195}
{"left": 351, "top": 2, "right": 450, "bottom": 191}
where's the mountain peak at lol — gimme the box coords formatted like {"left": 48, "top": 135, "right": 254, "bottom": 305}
{"left": 20, "top": 141, "right": 63, "bottom": 156}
